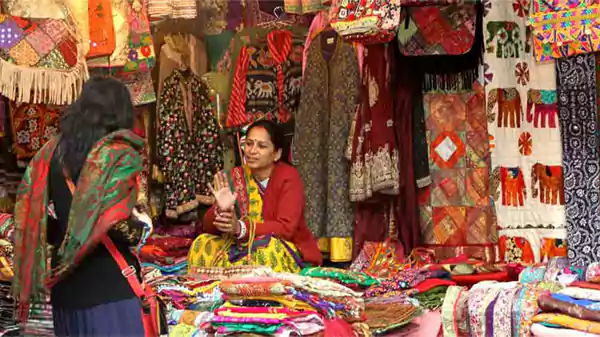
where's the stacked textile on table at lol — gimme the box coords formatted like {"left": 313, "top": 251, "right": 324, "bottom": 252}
{"left": 365, "top": 267, "right": 454, "bottom": 310}
{"left": 300, "top": 267, "right": 380, "bottom": 291}
{"left": 209, "top": 277, "right": 326, "bottom": 336}
{"left": 531, "top": 277, "right": 600, "bottom": 336}
{"left": 151, "top": 266, "right": 275, "bottom": 335}
{"left": 439, "top": 257, "right": 585, "bottom": 337}
{"left": 147, "top": 274, "right": 222, "bottom": 324}
{"left": 21, "top": 300, "right": 54, "bottom": 337}
{"left": 0, "top": 281, "right": 18, "bottom": 337}
{"left": 167, "top": 269, "right": 365, "bottom": 336}
{"left": 140, "top": 225, "right": 197, "bottom": 275}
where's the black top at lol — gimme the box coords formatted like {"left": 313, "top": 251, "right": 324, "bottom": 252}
{"left": 47, "top": 154, "right": 143, "bottom": 309}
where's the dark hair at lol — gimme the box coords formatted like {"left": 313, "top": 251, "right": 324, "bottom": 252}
{"left": 56, "top": 76, "right": 135, "bottom": 177}
{"left": 246, "top": 120, "right": 285, "bottom": 150}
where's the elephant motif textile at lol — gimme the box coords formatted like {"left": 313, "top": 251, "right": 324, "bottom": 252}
{"left": 487, "top": 88, "right": 522, "bottom": 128}
{"left": 526, "top": 89, "right": 558, "bottom": 129}
{"left": 499, "top": 167, "right": 526, "bottom": 207}
{"left": 531, "top": 163, "right": 564, "bottom": 206}
{"left": 485, "top": 21, "right": 523, "bottom": 58}
{"left": 484, "top": 0, "right": 565, "bottom": 264}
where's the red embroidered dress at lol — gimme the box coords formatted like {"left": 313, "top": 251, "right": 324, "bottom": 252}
{"left": 350, "top": 44, "right": 399, "bottom": 202}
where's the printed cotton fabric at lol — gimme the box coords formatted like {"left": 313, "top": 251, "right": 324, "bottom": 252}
{"left": 484, "top": 0, "right": 566, "bottom": 263}
{"left": 556, "top": 54, "right": 600, "bottom": 265}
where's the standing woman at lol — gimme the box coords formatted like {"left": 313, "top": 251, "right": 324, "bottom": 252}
{"left": 11, "top": 77, "right": 154, "bottom": 336}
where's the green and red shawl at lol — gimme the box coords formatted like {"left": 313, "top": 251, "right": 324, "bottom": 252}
{"left": 12, "top": 129, "right": 144, "bottom": 321}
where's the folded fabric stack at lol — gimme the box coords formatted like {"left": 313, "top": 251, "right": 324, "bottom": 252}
{"left": 0, "top": 281, "right": 18, "bottom": 337}
{"left": 22, "top": 300, "right": 54, "bottom": 337}
{"left": 531, "top": 281, "right": 600, "bottom": 336}
{"left": 208, "top": 277, "right": 326, "bottom": 336}
{"left": 300, "top": 266, "right": 380, "bottom": 292}
{"left": 148, "top": 274, "right": 223, "bottom": 320}
{"left": 140, "top": 235, "right": 194, "bottom": 275}
{"left": 364, "top": 267, "right": 455, "bottom": 311}
{"left": 166, "top": 269, "right": 366, "bottom": 336}
{"left": 439, "top": 257, "right": 588, "bottom": 337}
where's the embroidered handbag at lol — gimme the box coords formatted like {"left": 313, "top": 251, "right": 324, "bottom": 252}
{"left": 330, "top": 0, "right": 402, "bottom": 44}
{"left": 87, "top": 0, "right": 116, "bottom": 58}
{"left": 528, "top": 1, "right": 600, "bottom": 61}
{"left": 397, "top": 3, "right": 477, "bottom": 55}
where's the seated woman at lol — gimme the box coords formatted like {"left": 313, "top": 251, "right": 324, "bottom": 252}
{"left": 188, "top": 120, "right": 322, "bottom": 273}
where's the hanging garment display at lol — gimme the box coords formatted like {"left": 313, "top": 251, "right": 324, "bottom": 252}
{"left": 156, "top": 70, "right": 224, "bottom": 219}
{"left": 8, "top": 102, "right": 61, "bottom": 160}
{"left": 557, "top": 54, "right": 600, "bottom": 265}
{"left": 349, "top": 44, "right": 399, "bottom": 202}
{"left": 484, "top": 0, "right": 566, "bottom": 263}
{"left": 419, "top": 85, "right": 496, "bottom": 262}
{"left": 293, "top": 31, "right": 360, "bottom": 263}
{"left": 529, "top": 0, "right": 600, "bottom": 62}
{"left": 225, "top": 27, "right": 304, "bottom": 129}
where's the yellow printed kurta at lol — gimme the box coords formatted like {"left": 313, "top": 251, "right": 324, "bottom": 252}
{"left": 188, "top": 234, "right": 302, "bottom": 273}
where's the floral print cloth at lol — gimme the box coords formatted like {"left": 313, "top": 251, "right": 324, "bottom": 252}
{"left": 156, "top": 70, "right": 223, "bottom": 218}
{"left": 493, "top": 286, "right": 522, "bottom": 337}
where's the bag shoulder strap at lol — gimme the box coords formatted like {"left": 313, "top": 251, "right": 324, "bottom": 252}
{"left": 62, "top": 168, "right": 146, "bottom": 299}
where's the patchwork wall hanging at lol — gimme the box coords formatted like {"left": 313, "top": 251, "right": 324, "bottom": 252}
{"left": 397, "top": 2, "right": 477, "bottom": 56}
{"left": 8, "top": 102, "right": 61, "bottom": 160}
{"left": 557, "top": 54, "right": 600, "bottom": 265}
{"left": 484, "top": 0, "right": 566, "bottom": 263}
{"left": 419, "top": 86, "right": 496, "bottom": 262}
{"left": 0, "top": 15, "right": 88, "bottom": 105}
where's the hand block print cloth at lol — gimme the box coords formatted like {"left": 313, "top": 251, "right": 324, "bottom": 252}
{"left": 557, "top": 54, "right": 600, "bottom": 265}
{"left": 484, "top": 0, "right": 566, "bottom": 264}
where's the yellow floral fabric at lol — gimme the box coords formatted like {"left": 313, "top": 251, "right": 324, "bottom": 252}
{"left": 188, "top": 234, "right": 302, "bottom": 273}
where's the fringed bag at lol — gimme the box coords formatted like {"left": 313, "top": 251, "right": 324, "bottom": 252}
{"left": 329, "top": 0, "right": 402, "bottom": 44}
{"left": 0, "top": 15, "right": 88, "bottom": 105}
